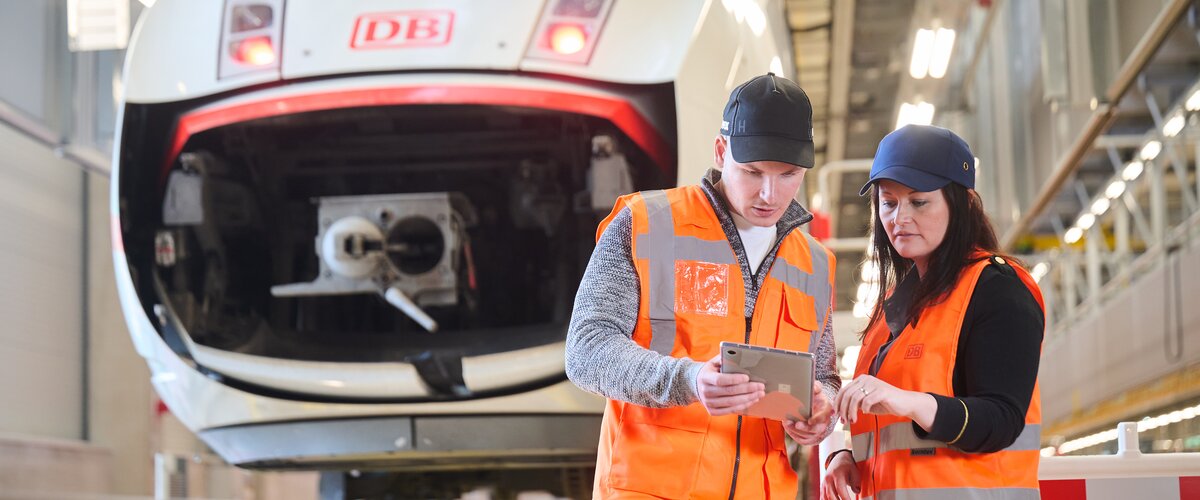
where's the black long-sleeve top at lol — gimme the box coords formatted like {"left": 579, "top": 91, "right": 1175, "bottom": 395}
{"left": 878, "top": 260, "right": 1044, "bottom": 453}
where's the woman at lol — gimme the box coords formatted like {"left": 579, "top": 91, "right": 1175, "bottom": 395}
{"left": 823, "top": 125, "right": 1045, "bottom": 500}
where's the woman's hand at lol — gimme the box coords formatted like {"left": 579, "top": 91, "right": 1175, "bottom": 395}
{"left": 834, "top": 375, "right": 936, "bottom": 430}
{"left": 821, "top": 451, "right": 860, "bottom": 500}
{"left": 783, "top": 381, "right": 834, "bottom": 445}
{"left": 694, "top": 354, "right": 765, "bottom": 416}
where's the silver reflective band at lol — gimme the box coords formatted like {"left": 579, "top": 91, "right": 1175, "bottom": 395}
{"left": 867, "top": 422, "right": 1042, "bottom": 456}
{"left": 1005, "top": 423, "right": 1042, "bottom": 452}
{"left": 852, "top": 423, "right": 1040, "bottom": 465}
{"left": 643, "top": 190, "right": 677, "bottom": 355}
{"left": 852, "top": 431, "right": 873, "bottom": 463}
{"left": 862, "top": 487, "right": 1041, "bottom": 500}
{"left": 636, "top": 234, "right": 736, "bottom": 265}
{"left": 768, "top": 232, "right": 832, "bottom": 349}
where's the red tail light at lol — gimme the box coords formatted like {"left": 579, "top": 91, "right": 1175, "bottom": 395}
{"left": 548, "top": 23, "right": 587, "bottom": 55}
{"left": 232, "top": 36, "right": 276, "bottom": 66}
{"left": 525, "top": 0, "right": 613, "bottom": 64}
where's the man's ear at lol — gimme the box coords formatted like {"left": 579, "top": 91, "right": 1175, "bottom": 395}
{"left": 713, "top": 135, "right": 727, "bottom": 170}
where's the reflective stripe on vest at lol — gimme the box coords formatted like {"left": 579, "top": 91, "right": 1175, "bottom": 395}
{"left": 852, "top": 423, "right": 1042, "bottom": 461}
{"left": 861, "top": 488, "right": 1041, "bottom": 500}
{"left": 642, "top": 190, "right": 677, "bottom": 355}
{"left": 635, "top": 189, "right": 828, "bottom": 355}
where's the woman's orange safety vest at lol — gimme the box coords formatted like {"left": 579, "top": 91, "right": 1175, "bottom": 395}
{"left": 850, "top": 255, "right": 1044, "bottom": 500}
{"left": 591, "top": 185, "right": 835, "bottom": 499}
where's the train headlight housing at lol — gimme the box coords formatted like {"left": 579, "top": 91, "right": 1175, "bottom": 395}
{"left": 525, "top": 0, "right": 613, "bottom": 65}
{"left": 219, "top": 0, "right": 284, "bottom": 79}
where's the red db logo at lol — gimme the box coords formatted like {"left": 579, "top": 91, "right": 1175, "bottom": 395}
{"left": 351, "top": 11, "right": 454, "bottom": 49}
{"left": 904, "top": 344, "right": 924, "bottom": 359}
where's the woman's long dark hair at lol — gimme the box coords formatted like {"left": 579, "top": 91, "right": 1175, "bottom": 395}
{"left": 861, "top": 182, "right": 1018, "bottom": 337}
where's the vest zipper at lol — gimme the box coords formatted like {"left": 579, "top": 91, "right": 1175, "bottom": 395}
{"left": 727, "top": 315, "right": 754, "bottom": 500}
{"left": 729, "top": 415, "right": 743, "bottom": 500}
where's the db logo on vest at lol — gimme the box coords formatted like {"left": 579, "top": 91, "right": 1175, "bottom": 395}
{"left": 351, "top": 11, "right": 455, "bottom": 49}
{"left": 905, "top": 344, "right": 924, "bottom": 359}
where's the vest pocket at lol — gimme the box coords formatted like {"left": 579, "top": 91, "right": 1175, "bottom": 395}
{"left": 778, "top": 286, "right": 818, "bottom": 351}
{"left": 676, "top": 261, "right": 730, "bottom": 317}
{"left": 609, "top": 405, "right": 707, "bottom": 498}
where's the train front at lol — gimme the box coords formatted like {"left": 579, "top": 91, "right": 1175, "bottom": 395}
{"left": 111, "top": 0, "right": 695, "bottom": 470}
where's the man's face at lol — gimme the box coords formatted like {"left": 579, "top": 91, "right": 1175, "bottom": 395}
{"left": 714, "top": 136, "right": 807, "bottom": 227}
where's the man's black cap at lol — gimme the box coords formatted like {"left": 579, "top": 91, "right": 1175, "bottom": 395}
{"left": 720, "top": 73, "right": 815, "bottom": 168}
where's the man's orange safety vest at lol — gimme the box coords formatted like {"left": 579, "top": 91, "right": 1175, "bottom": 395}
{"left": 850, "top": 255, "right": 1044, "bottom": 500}
{"left": 591, "top": 185, "right": 835, "bottom": 499}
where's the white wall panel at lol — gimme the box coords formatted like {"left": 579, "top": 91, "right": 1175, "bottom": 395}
{"left": 0, "top": 434, "right": 112, "bottom": 496}
{"left": 0, "top": 122, "right": 84, "bottom": 440}
{"left": 88, "top": 173, "right": 154, "bottom": 495}
{"left": 0, "top": 344, "right": 81, "bottom": 437}
{"left": 1042, "top": 242, "right": 1200, "bottom": 427}
{"left": 0, "top": 2, "right": 49, "bottom": 119}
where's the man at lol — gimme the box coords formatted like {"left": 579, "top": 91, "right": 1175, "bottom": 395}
{"left": 566, "top": 73, "right": 840, "bottom": 499}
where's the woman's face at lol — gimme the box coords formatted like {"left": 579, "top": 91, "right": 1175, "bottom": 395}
{"left": 877, "top": 179, "right": 950, "bottom": 274}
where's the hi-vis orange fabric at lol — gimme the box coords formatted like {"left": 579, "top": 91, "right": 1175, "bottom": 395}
{"left": 591, "top": 185, "right": 834, "bottom": 499}
{"left": 849, "top": 255, "right": 1045, "bottom": 500}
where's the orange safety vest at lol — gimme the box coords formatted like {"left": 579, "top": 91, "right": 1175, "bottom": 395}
{"left": 850, "top": 255, "right": 1044, "bottom": 500}
{"left": 591, "top": 185, "right": 835, "bottom": 499}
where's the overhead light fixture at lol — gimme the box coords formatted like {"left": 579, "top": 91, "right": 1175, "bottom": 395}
{"left": 928, "top": 28, "right": 956, "bottom": 78}
{"left": 896, "top": 100, "right": 935, "bottom": 129}
{"left": 1030, "top": 262, "right": 1048, "bottom": 283}
{"left": 1091, "top": 198, "right": 1110, "bottom": 216}
{"left": 909, "top": 28, "right": 935, "bottom": 79}
{"left": 1187, "top": 89, "right": 1200, "bottom": 111}
{"left": 769, "top": 56, "right": 784, "bottom": 76}
{"left": 860, "top": 261, "right": 879, "bottom": 282}
{"left": 722, "top": 0, "right": 767, "bottom": 36}
{"left": 1076, "top": 213, "right": 1096, "bottom": 230}
{"left": 841, "top": 345, "right": 861, "bottom": 374}
{"left": 1058, "top": 403, "right": 1200, "bottom": 454}
{"left": 1105, "top": 180, "right": 1126, "bottom": 199}
{"left": 1163, "top": 113, "right": 1185, "bottom": 137}
{"left": 856, "top": 282, "right": 877, "bottom": 304}
{"left": 1122, "top": 161, "right": 1144, "bottom": 181}
{"left": 1140, "top": 140, "right": 1162, "bottom": 161}
{"left": 909, "top": 27, "right": 955, "bottom": 79}
{"left": 1064, "top": 226, "right": 1084, "bottom": 244}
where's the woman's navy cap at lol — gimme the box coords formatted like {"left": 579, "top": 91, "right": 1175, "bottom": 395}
{"left": 859, "top": 124, "right": 976, "bottom": 195}
{"left": 720, "top": 73, "right": 815, "bottom": 168}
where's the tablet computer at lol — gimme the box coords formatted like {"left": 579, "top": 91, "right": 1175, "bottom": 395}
{"left": 719, "top": 341, "right": 814, "bottom": 421}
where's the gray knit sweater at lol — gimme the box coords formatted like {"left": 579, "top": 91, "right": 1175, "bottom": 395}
{"left": 565, "top": 170, "right": 840, "bottom": 437}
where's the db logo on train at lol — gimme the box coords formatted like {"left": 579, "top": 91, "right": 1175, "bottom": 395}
{"left": 351, "top": 11, "right": 455, "bottom": 49}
